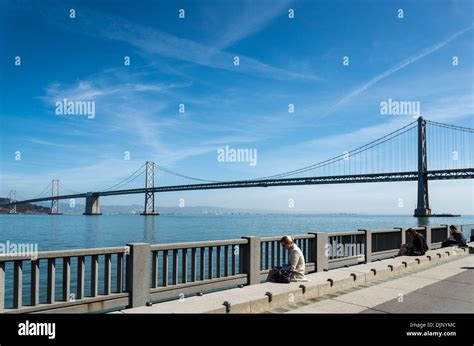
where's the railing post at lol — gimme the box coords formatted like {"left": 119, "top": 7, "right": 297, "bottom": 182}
{"left": 425, "top": 226, "right": 432, "bottom": 246}
{"left": 309, "top": 232, "right": 328, "bottom": 272}
{"left": 126, "top": 243, "right": 151, "bottom": 308}
{"left": 360, "top": 229, "right": 372, "bottom": 263}
{"left": 241, "top": 236, "right": 261, "bottom": 285}
{"left": 395, "top": 227, "right": 406, "bottom": 246}
{"left": 0, "top": 262, "right": 4, "bottom": 311}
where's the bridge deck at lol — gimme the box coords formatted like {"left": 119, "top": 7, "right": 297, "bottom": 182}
{"left": 115, "top": 245, "right": 472, "bottom": 314}
{"left": 3, "top": 168, "right": 473, "bottom": 207}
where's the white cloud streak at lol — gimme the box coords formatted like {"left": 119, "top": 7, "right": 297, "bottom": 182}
{"left": 57, "top": 8, "right": 318, "bottom": 81}
{"left": 328, "top": 24, "right": 474, "bottom": 114}
{"left": 209, "top": 0, "right": 293, "bottom": 50}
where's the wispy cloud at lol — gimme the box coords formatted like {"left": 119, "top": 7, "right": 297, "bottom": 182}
{"left": 40, "top": 75, "right": 240, "bottom": 167}
{"left": 41, "top": 80, "right": 185, "bottom": 104}
{"left": 207, "top": 0, "right": 293, "bottom": 50}
{"left": 328, "top": 24, "right": 474, "bottom": 114}
{"left": 55, "top": 8, "right": 318, "bottom": 81}
{"left": 24, "top": 137, "right": 74, "bottom": 148}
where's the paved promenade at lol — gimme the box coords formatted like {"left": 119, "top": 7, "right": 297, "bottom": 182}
{"left": 269, "top": 255, "right": 473, "bottom": 313}
{"left": 117, "top": 245, "right": 472, "bottom": 314}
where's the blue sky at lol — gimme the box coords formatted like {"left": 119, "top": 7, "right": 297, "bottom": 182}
{"left": 0, "top": 0, "right": 473, "bottom": 214}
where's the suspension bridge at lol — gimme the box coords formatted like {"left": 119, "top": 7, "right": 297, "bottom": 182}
{"left": 2, "top": 117, "right": 473, "bottom": 216}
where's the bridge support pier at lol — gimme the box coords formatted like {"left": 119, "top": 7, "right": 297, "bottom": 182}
{"left": 140, "top": 161, "right": 159, "bottom": 216}
{"left": 414, "top": 117, "right": 432, "bottom": 217}
{"left": 83, "top": 192, "right": 101, "bottom": 215}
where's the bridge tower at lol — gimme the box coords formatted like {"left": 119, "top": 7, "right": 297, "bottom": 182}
{"left": 8, "top": 190, "right": 17, "bottom": 214}
{"left": 49, "top": 179, "right": 62, "bottom": 215}
{"left": 414, "top": 116, "right": 432, "bottom": 217}
{"left": 141, "top": 161, "right": 159, "bottom": 216}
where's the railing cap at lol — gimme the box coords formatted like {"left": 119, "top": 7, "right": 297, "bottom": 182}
{"left": 151, "top": 239, "right": 248, "bottom": 251}
{"left": 0, "top": 246, "right": 128, "bottom": 262}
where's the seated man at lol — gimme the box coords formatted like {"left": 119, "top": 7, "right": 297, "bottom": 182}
{"left": 398, "top": 228, "right": 429, "bottom": 256}
{"left": 442, "top": 225, "right": 467, "bottom": 247}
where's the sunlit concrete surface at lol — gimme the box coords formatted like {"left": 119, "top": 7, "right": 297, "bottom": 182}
{"left": 282, "top": 255, "right": 473, "bottom": 314}
{"left": 116, "top": 245, "right": 471, "bottom": 314}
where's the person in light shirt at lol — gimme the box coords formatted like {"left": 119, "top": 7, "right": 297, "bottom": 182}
{"left": 266, "top": 236, "right": 307, "bottom": 282}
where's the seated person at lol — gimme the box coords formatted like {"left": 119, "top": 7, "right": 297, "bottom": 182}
{"left": 398, "top": 228, "right": 429, "bottom": 256}
{"left": 266, "top": 236, "right": 307, "bottom": 282}
{"left": 442, "top": 225, "right": 467, "bottom": 247}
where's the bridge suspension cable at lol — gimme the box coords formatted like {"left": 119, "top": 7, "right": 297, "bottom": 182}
{"left": 58, "top": 182, "right": 83, "bottom": 195}
{"left": 426, "top": 120, "right": 474, "bottom": 133}
{"left": 28, "top": 181, "right": 53, "bottom": 200}
{"left": 254, "top": 120, "right": 418, "bottom": 180}
{"left": 15, "top": 191, "right": 30, "bottom": 201}
{"left": 426, "top": 119, "right": 474, "bottom": 171}
{"left": 7, "top": 118, "right": 473, "bottom": 204}
{"left": 101, "top": 163, "right": 147, "bottom": 191}
{"left": 154, "top": 164, "right": 224, "bottom": 183}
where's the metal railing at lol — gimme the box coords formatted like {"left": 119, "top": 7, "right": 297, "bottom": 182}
{"left": 0, "top": 246, "right": 128, "bottom": 313}
{"left": 0, "top": 224, "right": 458, "bottom": 313}
{"left": 149, "top": 239, "right": 248, "bottom": 303}
{"left": 460, "top": 224, "right": 474, "bottom": 242}
{"left": 327, "top": 231, "right": 366, "bottom": 267}
{"left": 431, "top": 226, "right": 450, "bottom": 244}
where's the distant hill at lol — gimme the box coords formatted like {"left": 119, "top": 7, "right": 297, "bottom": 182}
{"left": 0, "top": 198, "right": 50, "bottom": 214}
{"left": 34, "top": 202, "right": 284, "bottom": 215}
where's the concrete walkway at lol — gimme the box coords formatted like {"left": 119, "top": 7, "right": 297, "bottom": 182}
{"left": 116, "top": 245, "right": 471, "bottom": 314}
{"left": 268, "top": 255, "right": 473, "bottom": 314}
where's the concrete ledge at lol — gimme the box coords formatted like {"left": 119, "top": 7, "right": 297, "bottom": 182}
{"left": 117, "top": 245, "right": 469, "bottom": 314}
{"left": 287, "top": 255, "right": 474, "bottom": 314}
